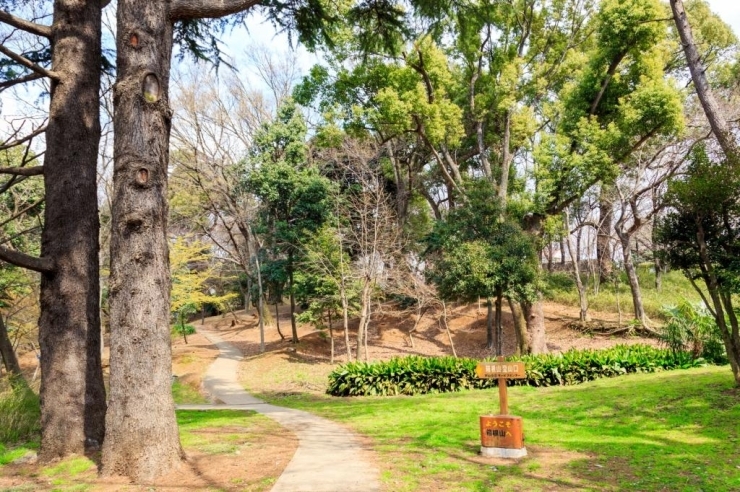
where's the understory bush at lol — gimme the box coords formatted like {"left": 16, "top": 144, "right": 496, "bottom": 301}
{"left": 327, "top": 345, "right": 706, "bottom": 396}
{"left": 659, "top": 300, "right": 727, "bottom": 364}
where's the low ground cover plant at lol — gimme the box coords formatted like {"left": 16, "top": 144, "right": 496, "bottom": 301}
{"left": 327, "top": 344, "right": 707, "bottom": 396}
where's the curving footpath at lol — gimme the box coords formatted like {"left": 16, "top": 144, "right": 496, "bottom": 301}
{"left": 177, "top": 330, "right": 380, "bottom": 492}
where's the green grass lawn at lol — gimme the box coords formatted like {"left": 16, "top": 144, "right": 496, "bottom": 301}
{"left": 257, "top": 365, "right": 740, "bottom": 491}
{"left": 543, "top": 268, "right": 699, "bottom": 321}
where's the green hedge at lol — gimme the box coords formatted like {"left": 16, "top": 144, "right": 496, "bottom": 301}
{"left": 327, "top": 345, "right": 706, "bottom": 396}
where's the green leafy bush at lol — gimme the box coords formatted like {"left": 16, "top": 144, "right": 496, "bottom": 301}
{"left": 659, "top": 301, "right": 727, "bottom": 364}
{"left": 327, "top": 345, "right": 706, "bottom": 396}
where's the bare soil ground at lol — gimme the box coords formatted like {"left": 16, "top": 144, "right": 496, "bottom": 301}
{"left": 0, "top": 417, "right": 296, "bottom": 492}
{"left": 193, "top": 301, "right": 658, "bottom": 396}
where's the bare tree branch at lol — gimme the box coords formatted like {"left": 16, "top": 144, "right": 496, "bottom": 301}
{"left": 0, "top": 45, "right": 59, "bottom": 81}
{"left": 169, "top": 0, "right": 260, "bottom": 20}
{"left": 0, "top": 245, "right": 52, "bottom": 273}
{"left": 0, "top": 124, "right": 47, "bottom": 151}
{"left": 0, "top": 10, "right": 51, "bottom": 37}
{"left": 0, "top": 72, "right": 43, "bottom": 92}
{"left": 0, "top": 165, "right": 43, "bottom": 176}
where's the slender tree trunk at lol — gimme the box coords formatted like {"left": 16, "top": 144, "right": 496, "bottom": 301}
{"left": 275, "top": 302, "right": 285, "bottom": 340}
{"left": 0, "top": 316, "right": 22, "bottom": 382}
{"left": 340, "top": 288, "right": 351, "bottom": 361}
{"left": 597, "top": 193, "right": 614, "bottom": 283}
{"left": 494, "top": 291, "right": 503, "bottom": 356}
{"left": 441, "top": 301, "right": 456, "bottom": 358}
{"left": 409, "top": 306, "right": 427, "bottom": 349}
{"left": 566, "top": 213, "right": 589, "bottom": 321}
{"left": 486, "top": 298, "right": 494, "bottom": 351}
{"left": 670, "top": 0, "right": 739, "bottom": 160}
{"left": 38, "top": 0, "right": 106, "bottom": 460}
{"left": 356, "top": 281, "right": 371, "bottom": 361}
{"left": 498, "top": 111, "right": 512, "bottom": 200}
{"left": 508, "top": 298, "right": 529, "bottom": 355}
{"left": 559, "top": 238, "right": 566, "bottom": 265}
{"left": 288, "top": 256, "right": 298, "bottom": 343}
{"left": 618, "top": 231, "right": 646, "bottom": 325}
{"left": 547, "top": 242, "right": 553, "bottom": 272}
{"left": 102, "top": 1, "right": 183, "bottom": 480}
{"left": 328, "top": 311, "right": 334, "bottom": 364}
{"left": 254, "top": 248, "right": 265, "bottom": 353}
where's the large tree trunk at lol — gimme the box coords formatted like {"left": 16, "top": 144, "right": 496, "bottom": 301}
{"left": 508, "top": 299, "right": 529, "bottom": 355}
{"left": 670, "top": 0, "right": 739, "bottom": 160}
{"left": 0, "top": 315, "right": 22, "bottom": 381}
{"left": 38, "top": 0, "right": 106, "bottom": 460}
{"left": 597, "top": 193, "right": 614, "bottom": 283}
{"left": 522, "top": 298, "right": 548, "bottom": 354}
{"left": 102, "top": 0, "right": 184, "bottom": 481}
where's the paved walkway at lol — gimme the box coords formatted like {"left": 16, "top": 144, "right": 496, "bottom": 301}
{"left": 177, "top": 330, "right": 380, "bottom": 492}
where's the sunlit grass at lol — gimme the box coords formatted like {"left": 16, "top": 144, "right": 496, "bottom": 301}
{"left": 543, "top": 268, "right": 699, "bottom": 321}
{"left": 260, "top": 365, "right": 740, "bottom": 491}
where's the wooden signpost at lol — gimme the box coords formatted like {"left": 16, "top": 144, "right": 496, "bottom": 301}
{"left": 476, "top": 356, "right": 527, "bottom": 458}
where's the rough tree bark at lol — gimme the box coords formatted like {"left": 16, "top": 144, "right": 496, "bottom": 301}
{"left": 102, "top": 0, "right": 183, "bottom": 480}
{"left": 0, "top": 315, "right": 22, "bottom": 380}
{"left": 522, "top": 298, "right": 548, "bottom": 354}
{"left": 670, "top": 0, "right": 739, "bottom": 160}
{"left": 508, "top": 298, "right": 529, "bottom": 355}
{"left": 38, "top": 0, "right": 106, "bottom": 460}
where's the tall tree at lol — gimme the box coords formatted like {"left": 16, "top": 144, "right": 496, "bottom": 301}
{"left": 670, "top": 0, "right": 738, "bottom": 160}
{"left": 0, "top": 0, "right": 107, "bottom": 459}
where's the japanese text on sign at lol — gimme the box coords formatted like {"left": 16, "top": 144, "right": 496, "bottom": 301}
{"left": 475, "top": 362, "right": 526, "bottom": 379}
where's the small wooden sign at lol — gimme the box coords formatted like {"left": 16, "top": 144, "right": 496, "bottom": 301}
{"left": 475, "top": 361, "right": 526, "bottom": 379}
{"left": 480, "top": 415, "right": 524, "bottom": 449}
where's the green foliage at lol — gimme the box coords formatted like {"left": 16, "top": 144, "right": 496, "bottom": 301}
{"left": 658, "top": 145, "right": 740, "bottom": 291}
{"left": 0, "top": 385, "right": 40, "bottom": 444}
{"left": 172, "top": 321, "right": 196, "bottom": 338}
{"left": 294, "top": 225, "right": 359, "bottom": 332}
{"left": 327, "top": 345, "right": 706, "bottom": 396}
{"left": 424, "top": 181, "right": 539, "bottom": 303}
{"left": 660, "top": 300, "right": 726, "bottom": 364}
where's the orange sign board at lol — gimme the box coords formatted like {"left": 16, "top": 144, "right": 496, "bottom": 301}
{"left": 475, "top": 361, "right": 526, "bottom": 379}
{"left": 480, "top": 415, "right": 524, "bottom": 448}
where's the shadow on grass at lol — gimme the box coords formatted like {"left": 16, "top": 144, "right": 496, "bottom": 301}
{"left": 257, "top": 366, "right": 740, "bottom": 491}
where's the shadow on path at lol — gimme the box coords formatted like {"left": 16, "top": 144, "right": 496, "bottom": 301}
{"left": 177, "top": 329, "right": 380, "bottom": 492}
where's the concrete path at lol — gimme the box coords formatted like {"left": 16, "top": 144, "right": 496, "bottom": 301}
{"left": 177, "top": 330, "right": 380, "bottom": 492}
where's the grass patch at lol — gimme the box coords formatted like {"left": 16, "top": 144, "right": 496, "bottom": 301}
{"left": 258, "top": 365, "right": 740, "bottom": 491}
{"left": 543, "top": 268, "right": 699, "bottom": 321}
{"left": 0, "top": 385, "right": 40, "bottom": 444}
{"left": 171, "top": 379, "right": 208, "bottom": 404}
{"left": 177, "top": 409, "right": 282, "bottom": 453}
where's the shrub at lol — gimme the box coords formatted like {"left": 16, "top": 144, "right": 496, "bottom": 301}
{"left": 326, "top": 345, "right": 706, "bottom": 396}
{"left": 660, "top": 301, "right": 727, "bottom": 364}
{"left": 0, "top": 384, "right": 40, "bottom": 443}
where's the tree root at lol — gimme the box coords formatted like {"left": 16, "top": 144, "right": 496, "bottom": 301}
{"left": 567, "top": 320, "right": 660, "bottom": 338}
